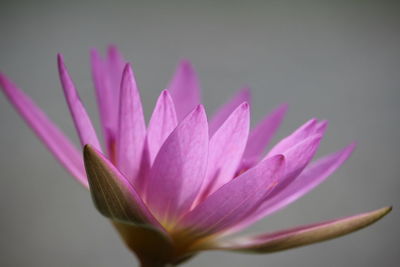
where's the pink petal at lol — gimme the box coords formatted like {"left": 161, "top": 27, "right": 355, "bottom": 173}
{"left": 0, "top": 73, "right": 88, "bottom": 187}
{"left": 89, "top": 46, "right": 126, "bottom": 158}
{"left": 212, "top": 207, "right": 391, "bottom": 253}
{"left": 241, "top": 104, "right": 288, "bottom": 168}
{"left": 116, "top": 64, "right": 146, "bottom": 186}
{"left": 282, "top": 134, "right": 323, "bottom": 178}
{"left": 198, "top": 102, "right": 250, "bottom": 200}
{"left": 316, "top": 120, "right": 329, "bottom": 135}
{"left": 267, "top": 118, "right": 322, "bottom": 157}
{"left": 167, "top": 60, "right": 201, "bottom": 121}
{"left": 146, "top": 105, "right": 208, "bottom": 224}
{"left": 90, "top": 49, "right": 115, "bottom": 154}
{"left": 107, "top": 45, "right": 126, "bottom": 93}
{"left": 178, "top": 155, "right": 285, "bottom": 237}
{"left": 106, "top": 45, "right": 125, "bottom": 113}
{"left": 229, "top": 143, "right": 355, "bottom": 233}
{"left": 57, "top": 54, "right": 102, "bottom": 151}
{"left": 209, "top": 88, "right": 251, "bottom": 135}
{"left": 147, "top": 90, "right": 178, "bottom": 164}
{"left": 83, "top": 145, "right": 163, "bottom": 229}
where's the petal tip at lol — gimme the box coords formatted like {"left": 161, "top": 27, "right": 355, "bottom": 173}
{"left": 107, "top": 44, "right": 122, "bottom": 57}
{"left": 57, "top": 53, "right": 64, "bottom": 65}
{"left": 57, "top": 54, "right": 68, "bottom": 75}
{"left": 83, "top": 144, "right": 97, "bottom": 161}
{"left": 273, "top": 154, "right": 286, "bottom": 166}
{"left": 349, "top": 141, "right": 358, "bottom": 150}
{"left": 0, "top": 72, "right": 8, "bottom": 87}
{"left": 180, "top": 58, "right": 193, "bottom": 68}
{"left": 161, "top": 89, "right": 171, "bottom": 98}
{"left": 195, "top": 104, "right": 205, "bottom": 114}
{"left": 240, "top": 101, "right": 250, "bottom": 110}
{"left": 379, "top": 206, "right": 392, "bottom": 217}
{"left": 123, "top": 62, "right": 132, "bottom": 73}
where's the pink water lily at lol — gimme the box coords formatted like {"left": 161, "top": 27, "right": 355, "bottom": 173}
{"left": 0, "top": 46, "right": 391, "bottom": 266}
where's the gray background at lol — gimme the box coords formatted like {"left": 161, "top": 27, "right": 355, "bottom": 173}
{"left": 0, "top": 0, "right": 399, "bottom": 266}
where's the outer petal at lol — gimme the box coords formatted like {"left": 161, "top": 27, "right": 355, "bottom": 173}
{"left": 228, "top": 143, "right": 355, "bottom": 233}
{"left": 168, "top": 60, "right": 201, "bottom": 121}
{"left": 83, "top": 145, "right": 162, "bottom": 228}
{"left": 0, "top": 73, "right": 88, "bottom": 187}
{"left": 57, "top": 54, "right": 102, "bottom": 151}
{"left": 241, "top": 104, "right": 287, "bottom": 167}
{"left": 178, "top": 155, "right": 285, "bottom": 238}
{"left": 146, "top": 105, "right": 208, "bottom": 224}
{"left": 147, "top": 90, "right": 178, "bottom": 164}
{"left": 210, "top": 207, "right": 391, "bottom": 253}
{"left": 198, "top": 102, "right": 250, "bottom": 200}
{"left": 116, "top": 64, "right": 146, "bottom": 185}
{"left": 209, "top": 88, "right": 251, "bottom": 135}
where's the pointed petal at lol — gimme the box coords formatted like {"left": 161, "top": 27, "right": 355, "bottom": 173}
{"left": 57, "top": 54, "right": 102, "bottom": 151}
{"left": 267, "top": 118, "right": 320, "bottom": 156}
{"left": 316, "top": 120, "right": 329, "bottom": 135}
{"left": 147, "top": 90, "right": 178, "bottom": 164}
{"left": 198, "top": 102, "right": 250, "bottom": 199}
{"left": 106, "top": 45, "right": 125, "bottom": 115}
{"left": 228, "top": 143, "right": 356, "bottom": 233}
{"left": 90, "top": 49, "right": 115, "bottom": 154}
{"left": 241, "top": 104, "right": 287, "bottom": 167}
{"left": 283, "top": 134, "right": 323, "bottom": 178}
{"left": 209, "top": 88, "right": 251, "bottom": 135}
{"left": 146, "top": 106, "right": 208, "bottom": 224}
{"left": 83, "top": 145, "right": 162, "bottom": 228}
{"left": 168, "top": 60, "right": 201, "bottom": 121}
{"left": 266, "top": 143, "right": 356, "bottom": 214}
{"left": 0, "top": 73, "right": 88, "bottom": 187}
{"left": 107, "top": 45, "right": 126, "bottom": 93}
{"left": 178, "top": 155, "right": 285, "bottom": 237}
{"left": 116, "top": 64, "right": 146, "bottom": 185}
{"left": 213, "top": 207, "right": 392, "bottom": 253}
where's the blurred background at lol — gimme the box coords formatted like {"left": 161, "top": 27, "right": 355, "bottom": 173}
{"left": 0, "top": 0, "right": 399, "bottom": 266}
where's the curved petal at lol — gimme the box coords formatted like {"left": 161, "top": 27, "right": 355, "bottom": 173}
{"left": 107, "top": 45, "right": 125, "bottom": 94}
{"left": 209, "top": 88, "right": 251, "bottom": 135}
{"left": 198, "top": 102, "right": 250, "bottom": 199}
{"left": 90, "top": 49, "right": 115, "bottom": 154}
{"left": 106, "top": 45, "right": 125, "bottom": 120}
{"left": 57, "top": 54, "right": 102, "bottom": 151}
{"left": 83, "top": 145, "right": 163, "bottom": 229}
{"left": 211, "top": 207, "right": 391, "bottom": 253}
{"left": 241, "top": 104, "right": 287, "bottom": 167}
{"left": 267, "top": 118, "right": 325, "bottom": 157}
{"left": 146, "top": 105, "right": 208, "bottom": 224}
{"left": 283, "top": 134, "right": 322, "bottom": 178}
{"left": 116, "top": 64, "right": 146, "bottom": 186}
{"left": 0, "top": 73, "right": 88, "bottom": 187}
{"left": 147, "top": 90, "right": 178, "bottom": 164}
{"left": 178, "top": 155, "right": 285, "bottom": 238}
{"left": 228, "top": 143, "right": 356, "bottom": 233}
{"left": 89, "top": 46, "right": 126, "bottom": 157}
{"left": 168, "top": 60, "right": 201, "bottom": 121}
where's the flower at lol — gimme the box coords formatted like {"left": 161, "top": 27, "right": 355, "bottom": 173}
{"left": 0, "top": 46, "right": 391, "bottom": 267}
